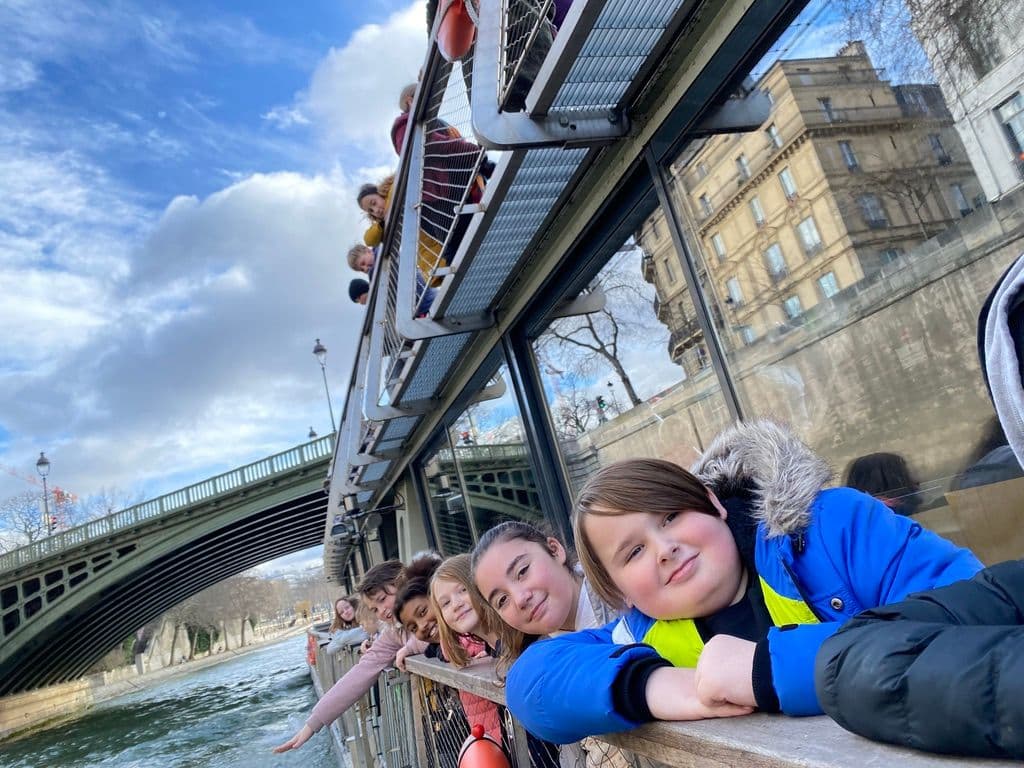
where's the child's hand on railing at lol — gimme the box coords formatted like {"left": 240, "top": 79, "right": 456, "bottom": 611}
{"left": 694, "top": 635, "right": 758, "bottom": 709}
{"left": 645, "top": 666, "right": 754, "bottom": 721}
{"left": 396, "top": 645, "right": 413, "bottom": 671}
{"left": 360, "top": 637, "right": 374, "bottom": 654}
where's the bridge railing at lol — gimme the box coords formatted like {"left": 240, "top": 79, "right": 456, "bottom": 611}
{"left": 0, "top": 434, "right": 335, "bottom": 574}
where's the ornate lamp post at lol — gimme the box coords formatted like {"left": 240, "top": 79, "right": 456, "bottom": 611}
{"left": 308, "top": 426, "right": 318, "bottom": 440}
{"left": 35, "top": 451, "right": 51, "bottom": 536}
{"left": 312, "top": 338, "right": 336, "bottom": 433}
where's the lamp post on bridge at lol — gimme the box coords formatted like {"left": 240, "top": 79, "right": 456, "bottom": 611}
{"left": 308, "top": 426, "right": 318, "bottom": 440}
{"left": 312, "top": 338, "right": 336, "bottom": 433}
{"left": 35, "top": 451, "right": 51, "bottom": 537}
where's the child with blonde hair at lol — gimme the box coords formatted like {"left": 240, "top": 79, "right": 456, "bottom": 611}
{"left": 430, "top": 554, "right": 510, "bottom": 743}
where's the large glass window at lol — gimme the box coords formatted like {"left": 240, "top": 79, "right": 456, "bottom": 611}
{"left": 421, "top": 363, "right": 544, "bottom": 555}
{"left": 530, "top": 212, "right": 732, "bottom": 495}
{"left": 657, "top": 0, "right": 1024, "bottom": 565}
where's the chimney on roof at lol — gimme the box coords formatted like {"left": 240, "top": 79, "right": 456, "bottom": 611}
{"left": 837, "top": 40, "right": 868, "bottom": 58}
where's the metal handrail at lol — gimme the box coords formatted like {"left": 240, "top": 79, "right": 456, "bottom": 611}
{"left": 0, "top": 434, "right": 335, "bottom": 573}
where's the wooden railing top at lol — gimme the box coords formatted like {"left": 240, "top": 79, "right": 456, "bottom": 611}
{"left": 404, "top": 656, "right": 1017, "bottom": 768}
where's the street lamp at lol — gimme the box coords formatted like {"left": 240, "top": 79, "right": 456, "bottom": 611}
{"left": 308, "top": 426, "right": 318, "bottom": 440}
{"left": 312, "top": 338, "right": 336, "bottom": 433}
{"left": 35, "top": 451, "right": 51, "bottom": 536}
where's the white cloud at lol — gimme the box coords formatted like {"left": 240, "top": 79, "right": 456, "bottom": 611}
{"left": 262, "top": 105, "right": 311, "bottom": 130}
{"left": 285, "top": 2, "right": 427, "bottom": 161}
{"left": 0, "top": 170, "right": 370, "bottom": 502}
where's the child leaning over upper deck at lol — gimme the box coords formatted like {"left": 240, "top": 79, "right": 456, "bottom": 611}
{"left": 504, "top": 420, "right": 983, "bottom": 744}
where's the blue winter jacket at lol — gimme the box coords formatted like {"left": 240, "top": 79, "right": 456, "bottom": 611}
{"left": 506, "top": 421, "right": 983, "bottom": 744}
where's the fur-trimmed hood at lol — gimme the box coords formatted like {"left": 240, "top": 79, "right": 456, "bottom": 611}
{"left": 691, "top": 420, "right": 832, "bottom": 538}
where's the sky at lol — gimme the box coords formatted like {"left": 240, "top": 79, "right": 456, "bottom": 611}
{"left": 0, "top": 0, "right": 431, "bottom": 574}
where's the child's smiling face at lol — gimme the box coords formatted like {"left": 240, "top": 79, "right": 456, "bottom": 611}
{"left": 474, "top": 537, "right": 578, "bottom": 635}
{"left": 360, "top": 193, "right": 386, "bottom": 219}
{"left": 399, "top": 595, "right": 439, "bottom": 643}
{"left": 432, "top": 578, "right": 479, "bottom": 636}
{"left": 582, "top": 501, "right": 743, "bottom": 620}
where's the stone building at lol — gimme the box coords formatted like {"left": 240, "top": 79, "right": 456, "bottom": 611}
{"left": 908, "top": 0, "right": 1024, "bottom": 202}
{"left": 637, "top": 42, "right": 984, "bottom": 368}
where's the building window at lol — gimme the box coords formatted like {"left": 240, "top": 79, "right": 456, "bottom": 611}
{"left": 997, "top": 93, "right": 1024, "bottom": 174}
{"left": 879, "top": 247, "right": 904, "bottom": 266}
{"left": 839, "top": 140, "right": 859, "bottom": 171}
{"left": 764, "top": 243, "right": 787, "bottom": 281}
{"left": 818, "top": 97, "right": 837, "bottom": 122}
{"left": 750, "top": 196, "right": 766, "bottom": 227}
{"left": 736, "top": 154, "right": 751, "bottom": 180}
{"left": 953, "top": 15, "right": 1004, "bottom": 78}
{"left": 663, "top": 258, "right": 676, "bottom": 283}
{"left": 766, "top": 123, "right": 783, "bottom": 149}
{"left": 696, "top": 162, "right": 710, "bottom": 180}
{"left": 950, "top": 183, "right": 972, "bottom": 216}
{"left": 858, "top": 194, "right": 888, "bottom": 228}
{"left": 818, "top": 272, "right": 840, "bottom": 299}
{"left": 699, "top": 194, "right": 713, "bottom": 217}
{"left": 796, "top": 216, "right": 823, "bottom": 255}
{"left": 764, "top": 89, "right": 774, "bottom": 106}
{"left": 738, "top": 325, "right": 757, "bottom": 345}
{"left": 711, "top": 233, "right": 727, "bottom": 261}
{"left": 783, "top": 295, "right": 803, "bottom": 319}
{"left": 929, "top": 133, "right": 952, "bottom": 165}
{"left": 778, "top": 167, "right": 798, "bottom": 200}
{"left": 726, "top": 277, "right": 744, "bottom": 306}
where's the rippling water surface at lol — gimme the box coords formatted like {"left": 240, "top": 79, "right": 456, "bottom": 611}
{"left": 0, "top": 633, "right": 336, "bottom": 768}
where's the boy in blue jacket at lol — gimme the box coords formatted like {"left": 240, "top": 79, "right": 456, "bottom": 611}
{"left": 505, "top": 420, "right": 982, "bottom": 744}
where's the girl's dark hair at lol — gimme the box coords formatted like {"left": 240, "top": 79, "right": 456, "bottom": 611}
{"left": 573, "top": 458, "right": 718, "bottom": 610}
{"left": 844, "top": 452, "right": 918, "bottom": 497}
{"left": 394, "top": 552, "right": 442, "bottom": 622}
{"left": 471, "top": 520, "right": 576, "bottom": 571}
{"left": 330, "top": 595, "right": 360, "bottom": 632}
{"left": 357, "top": 183, "right": 379, "bottom": 205}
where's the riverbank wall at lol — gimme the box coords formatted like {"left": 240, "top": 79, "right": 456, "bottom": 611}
{"left": 0, "top": 621, "right": 310, "bottom": 743}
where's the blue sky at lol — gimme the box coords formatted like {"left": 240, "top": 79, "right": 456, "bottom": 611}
{"left": 0, "top": 0, "right": 430, "bottom": 572}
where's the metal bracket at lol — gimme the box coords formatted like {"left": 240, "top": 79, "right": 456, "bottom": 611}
{"left": 550, "top": 287, "right": 606, "bottom": 318}
{"left": 688, "top": 90, "right": 773, "bottom": 137}
{"left": 471, "top": 0, "right": 628, "bottom": 149}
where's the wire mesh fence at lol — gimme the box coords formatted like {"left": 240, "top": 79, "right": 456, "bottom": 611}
{"left": 416, "top": 50, "right": 492, "bottom": 293}
{"left": 500, "top": 0, "right": 556, "bottom": 111}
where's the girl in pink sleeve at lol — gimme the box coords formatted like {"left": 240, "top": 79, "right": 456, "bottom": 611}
{"left": 273, "top": 554, "right": 439, "bottom": 753}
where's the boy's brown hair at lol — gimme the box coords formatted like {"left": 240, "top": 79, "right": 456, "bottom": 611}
{"left": 573, "top": 458, "right": 719, "bottom": 610}
{"left": 357, "top": 559, "right": 405, "bottom": 600}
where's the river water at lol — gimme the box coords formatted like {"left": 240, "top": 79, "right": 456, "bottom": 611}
{"left": 0, "top": 633, "right": 337, "bottom": 768}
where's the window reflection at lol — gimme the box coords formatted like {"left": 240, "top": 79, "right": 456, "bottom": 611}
{"left": 422, "top": 364, "right": 544, "bottom": 554}
{"left": 653, "top": 0, "right": 1024, "bottom": 563}
{"left": 533, "top": 224, "right": 731, "bottom": 495}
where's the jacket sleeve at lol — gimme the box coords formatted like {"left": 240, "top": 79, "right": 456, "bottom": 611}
{"left": 505, "top": 623, "right": 659, "bottom": 744}
{"left": 306, "top": 627, "right": 403, "bottom": 732}
{"left": 767, "top": 488, "right": 983, "bottom": 716}
{"left": 325, "top": 627, "right": 369, "bottom": 655}
{"left": 815, "top": 561, "right": 1024, "bottom": 759}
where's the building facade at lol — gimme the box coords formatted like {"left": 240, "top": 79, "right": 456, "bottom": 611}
{"left": 638, "top": 42, "right": 984, "bottom": 363}
{"left": 909, "top": 0, "right": 1024, "bottom": 201}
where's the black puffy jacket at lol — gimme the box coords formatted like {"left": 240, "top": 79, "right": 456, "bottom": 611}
{"left": 815, "top": 560, "right": 1024, "bottom": 759}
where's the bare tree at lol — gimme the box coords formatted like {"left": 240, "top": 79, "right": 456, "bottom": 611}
{"left": 0, "top": 491, "right": 46, "bottom": 551}
{"left": 538, "top": 249, "right": 664, "bottom": 409}
{"left": 834, "top": 0, "right": 1004, "bottom": 85}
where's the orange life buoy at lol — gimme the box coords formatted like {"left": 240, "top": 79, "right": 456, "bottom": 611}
{"left": 458, "top": 724, "right": 510, "bottom": 768}
{"left": 437, "top": 0, "right": 476, "bottom": 62}
{"left": 306, "top": 634, "right": 317, "bottom": 666}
